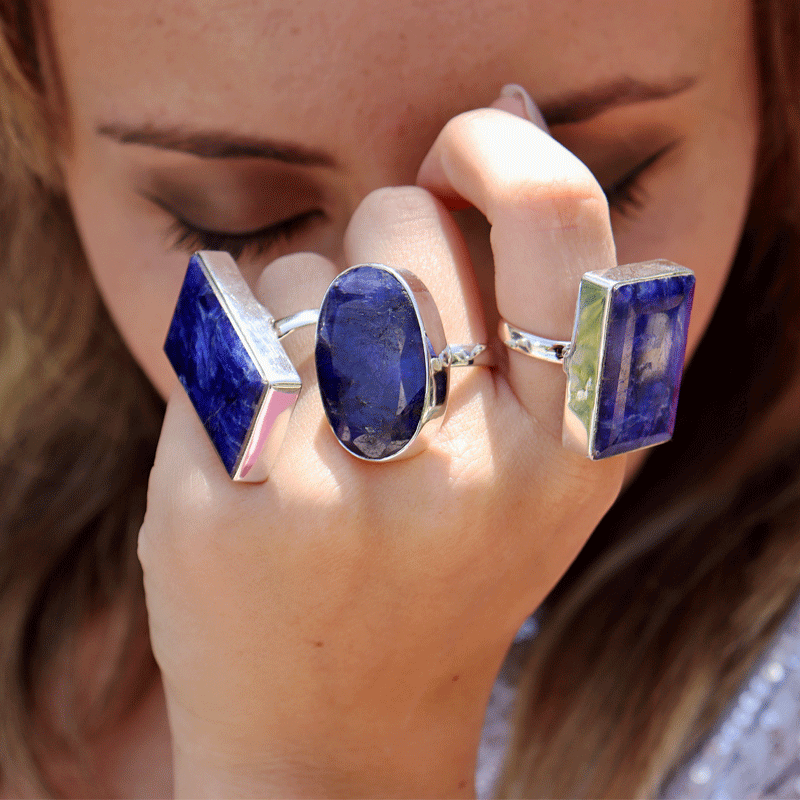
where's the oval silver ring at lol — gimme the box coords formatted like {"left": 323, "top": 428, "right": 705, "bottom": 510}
{"left": 313, "top": 263, "right": 490, "bottom": 463}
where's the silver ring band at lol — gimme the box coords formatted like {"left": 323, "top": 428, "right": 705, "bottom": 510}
{"left": 274, "top": 308, "right": 319, "bottom": 338}
{"left": 500, "top": 321, "right": 570, "bottom": 367}
{"left": 437, "top": 343, "right": 493, "bottom": 368}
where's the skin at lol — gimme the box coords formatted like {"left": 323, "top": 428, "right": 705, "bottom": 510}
{"left": 39, "top": 0, "right": 758, "bottom": 795}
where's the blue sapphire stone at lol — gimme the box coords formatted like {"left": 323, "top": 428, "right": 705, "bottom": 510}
{"left": 315, "top": 265, "right": 429, "bottom": 460}
{"left": 593, "top": 273, "right": 695, "bottom": 457}
{"left": 164, "top": 255, "right": 264, "bottom": 476}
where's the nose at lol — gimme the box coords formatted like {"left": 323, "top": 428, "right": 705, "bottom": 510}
{"left": 333, "top": 82, "right": 503, "bottom": 206}
{"left": 330, "top": 112, "right": 498, "bottom": 330}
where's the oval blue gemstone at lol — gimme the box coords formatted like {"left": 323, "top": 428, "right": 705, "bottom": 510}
{"left": 315, "top": 265, "right": 429, "bottom": 460}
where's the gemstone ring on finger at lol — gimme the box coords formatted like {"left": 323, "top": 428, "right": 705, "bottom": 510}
{"left": 500, "top": 260, "right": 696, "bottom": 459}
{"left": 314, "top": 263, "right": 491, "bottom": 462}
{"left": 164, "top": 250, "right": 316, "bottom": 482}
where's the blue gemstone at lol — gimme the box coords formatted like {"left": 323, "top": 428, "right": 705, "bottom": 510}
{"left": 593, "top": 273, "right": 695, "bottom": 457}
{"left": 315, "top": 265, "right": 429, "bottom": 460}
{"left": 164, "top": 255, "right": 264, "bottom": 476}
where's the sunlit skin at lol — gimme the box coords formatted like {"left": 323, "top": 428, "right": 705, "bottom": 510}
{"left": 38, "top": 0, "right": 758, "bottom": 795}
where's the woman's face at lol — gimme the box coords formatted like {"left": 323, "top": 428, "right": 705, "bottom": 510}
{"left": 48, "top": 0, "right": 757, "bottom": 400}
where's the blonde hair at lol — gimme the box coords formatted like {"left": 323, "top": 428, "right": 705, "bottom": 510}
{"left": 1, "top": 0, "right": 799, "bottom": 796}
{"left": 0, "top": 3, "right": 162, "bottom": 793}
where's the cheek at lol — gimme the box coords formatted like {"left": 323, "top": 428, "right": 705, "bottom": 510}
{"left": 63, "top": 157, "right": 189, "bottom": 400}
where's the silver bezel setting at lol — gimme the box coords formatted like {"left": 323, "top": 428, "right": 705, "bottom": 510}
{"left": 193, "top": 251, "right": 302, "bottom": 482}
{"left": 562, "top": 259, "right": 695, "bottom": 459}
{"left": 315, "top": 263, "right": 449, "bottom": 463}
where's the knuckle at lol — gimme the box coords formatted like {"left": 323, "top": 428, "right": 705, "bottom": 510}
{"left": 347, "top": 185, "right": 439, "bottom": 233}
{"left": 136, "top": 520, "right": 155, "bottom": 574}
{"left": 497, "top": 172, "right": 610, "bottom": 233}
{"left": 437, "top": 106, "right": 493, "bottom": 140}
{"left": 139, "top": 463, "right": 243, "bottom": 583}
{"left": 549, "top": 450, "right": 624, "bottom": 514}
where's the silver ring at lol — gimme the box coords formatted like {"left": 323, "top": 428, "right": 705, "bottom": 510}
{"left": 314, "top": 263, "right": 490, "bottom": 462}
{"left": 500, "top": 260, "right": 696, "bottom": 459}
{"left": 164, "top": 253, "right": 492, "bottom": 481}
{"left": 500, "top": 322, "right": 570, "bottom": 366}
{"left": 165, "top": 250, "right": 312, "bottom": 482}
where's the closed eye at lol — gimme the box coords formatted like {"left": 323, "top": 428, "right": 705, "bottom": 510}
{"left": 164, "top": 209, "right": 325, "bottom": 261}
{"left": 602, "top": 142, "right": 676, "bottom": 218}
{"left": 142, "top": 190, "right": 326, "bottom": 260}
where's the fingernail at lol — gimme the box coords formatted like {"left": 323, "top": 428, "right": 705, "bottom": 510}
{"left": 499, "top": 84, "right": 549, "bottom": 132}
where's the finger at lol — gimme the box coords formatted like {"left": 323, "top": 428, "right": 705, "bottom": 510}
{"left": 143, "top": 251, "right": 340, "bottom": 569}
{"left": 342, "top": 186, "right": 493, "bottom": 461}
{"left": 416, "top": 99, "right": 617, "bottom": 441}
{"left": 252, "top": 251, "right": 344, "bottom": 485}
{"left": 140, "top": 383, "right": 243, "bottom": 593}
{"left": 343, "top": 185, "right": 487, "bottom": 351}
{"left": 254, "top": 251, "right": 338, "bottom": 379}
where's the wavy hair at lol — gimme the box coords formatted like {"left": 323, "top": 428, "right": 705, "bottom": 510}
{"left": 0, "top": 1, "right": 163, "bottom": 793}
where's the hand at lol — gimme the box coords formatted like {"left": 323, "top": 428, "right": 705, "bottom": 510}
{"left": 138, "top": 92, "right": 625, "bottom": 798}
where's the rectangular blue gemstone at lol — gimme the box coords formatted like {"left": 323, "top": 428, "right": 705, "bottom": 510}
{"left": 594, "top": 271, "right": 694, "bottom": 457}
{"left": 164, "top": 254, "right": 266, "bottom": 476}
{"left": 564, "top": 261, "right": 695, "bottom": 459}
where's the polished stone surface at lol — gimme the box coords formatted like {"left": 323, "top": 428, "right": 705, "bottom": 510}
{"left": 315, "top": 265, "right": 428, "bottom": 460}
{"left": 594, "top": 273, "right": 695, "bottom": 457}
{"left": 164, "top": 255, "right": 264, "bottom": 476}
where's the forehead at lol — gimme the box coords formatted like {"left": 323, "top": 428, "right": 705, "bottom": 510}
{"left": 48, "top": 0, "right": 742, "bottom": 144}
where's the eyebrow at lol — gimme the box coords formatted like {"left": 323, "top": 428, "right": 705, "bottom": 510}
{"left": 96, "top": 74, "right": 698, "bottom": 163}
{"left": 540, "top": 75, "right": 698, "bottom": 126}
{"left": 95, "top": 122, "right": 337, "bottom": 167}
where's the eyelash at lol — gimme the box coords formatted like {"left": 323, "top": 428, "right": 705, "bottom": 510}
{"left": 159, "top": 143, "right": 672, "bottom": 257}
{"left": 603, "top": 143, "right": 674, "bottom": 218}
{"left": 166, "top": 209, "right": 325, "bottom": 261}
